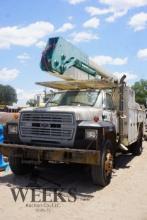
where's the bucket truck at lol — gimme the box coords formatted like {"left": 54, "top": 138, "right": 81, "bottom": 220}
{"left": 0, "top": 37, "right": 145, "bottom": 187}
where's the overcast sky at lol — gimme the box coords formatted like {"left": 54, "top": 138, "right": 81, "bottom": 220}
{"left": 0, "top": 0, "right": 147, "bottom": 105}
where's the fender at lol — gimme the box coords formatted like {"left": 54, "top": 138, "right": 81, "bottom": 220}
{"left": 78, "top": 120, "right": 116, "bottom": 132}
{"left": 78, "top": 120, "right": 116, "bottom": 146}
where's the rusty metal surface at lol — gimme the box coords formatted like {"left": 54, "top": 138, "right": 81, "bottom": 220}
{"left": 0, "top": 112, "right": 19, "bottom": 124}
{"left": 0, "top": 143, "right": 100, "bottom": 165}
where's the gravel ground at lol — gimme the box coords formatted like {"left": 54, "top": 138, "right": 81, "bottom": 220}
{"left": 0, "top": 141, "right": 147, "bottom": 220}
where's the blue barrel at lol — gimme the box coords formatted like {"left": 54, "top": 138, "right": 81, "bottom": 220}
{"left": 0, "top": 124, "right": 8, "bottom": 171}
{"left": 0, "top": 124, "right": 4, "bottom": 143}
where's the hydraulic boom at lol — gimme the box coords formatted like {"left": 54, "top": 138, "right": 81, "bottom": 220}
{"left": 40, "top": 37, "right": 118, "bottom": 83}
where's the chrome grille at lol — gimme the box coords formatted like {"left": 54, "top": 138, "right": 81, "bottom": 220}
{"left": 19, "top": 112, "right": 75, "bottom": 141}
{"left": 21, "top": 112, "right": 73, "bottom": 124}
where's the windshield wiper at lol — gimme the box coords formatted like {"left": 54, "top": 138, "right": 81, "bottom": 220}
{"left": 71, "top": 101, "right": 91, "bottom": 106}
{"left": 46, "top": 101, "right": 59, "bottom": 106}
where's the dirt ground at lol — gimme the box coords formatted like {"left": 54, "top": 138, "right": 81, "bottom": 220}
{"left": 0, "top": 141, "right": 147, "bottom": 220}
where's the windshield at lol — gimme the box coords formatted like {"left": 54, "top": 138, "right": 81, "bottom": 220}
{"left": 46, "top": 90, "right": 99, "bottom": 107}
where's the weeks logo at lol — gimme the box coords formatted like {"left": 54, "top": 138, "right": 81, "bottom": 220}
{"left": 10, "top": 187, "right": 77, "bottom": 203}
{"left": 10, "top": 187, "right": 77, "bottom": 212}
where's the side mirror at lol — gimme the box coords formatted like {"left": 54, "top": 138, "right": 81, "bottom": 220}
{"left": 102, "top": 104, "right": 106, "bottom": 110}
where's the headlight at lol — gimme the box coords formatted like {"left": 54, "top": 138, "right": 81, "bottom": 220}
{"left": 8, "top": 124, "right": 18, "bottom": 134}
{"left": 85, "top": 129, "right": 97, "bottom": 140}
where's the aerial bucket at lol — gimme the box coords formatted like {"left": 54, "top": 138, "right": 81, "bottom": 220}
{"left": 0, "top": 124, "right": 8, "bottom": 171}
{"left": 40, "top": 37, "right": 118, "bottom": 83}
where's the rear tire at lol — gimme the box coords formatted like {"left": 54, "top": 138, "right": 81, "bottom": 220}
{"left": 91, "top": 140, "right": 114, "bottom": 187}
{"left": 9, "top": 150, "right": 34, "bottom": 175}
{"left": 130, "top": 136, "right": 143, "bottom": 156}
{"left": 130, "top": 127, "right": 143, "bottom": 156}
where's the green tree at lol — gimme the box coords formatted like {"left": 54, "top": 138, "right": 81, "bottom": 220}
{"left": 0, "top": 84, "right": 17, "bottom": 105}
{"left": 26, "top": 99, "right": 37, "bottom": 107}
{"left": 132, "top": 79, "right": 147, "bottom": 107}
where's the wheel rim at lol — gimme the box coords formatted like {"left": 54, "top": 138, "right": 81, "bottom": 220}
{"left": 104, "top": 150, "right": 113, "bottom": 177}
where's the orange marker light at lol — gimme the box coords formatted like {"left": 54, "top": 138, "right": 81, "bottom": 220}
{"left": 94, "top": 116, "right": 99, "bottom": 122}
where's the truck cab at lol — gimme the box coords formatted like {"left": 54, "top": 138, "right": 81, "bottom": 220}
{"left": 14, "top": 89, "right": 117, "bottom": 148}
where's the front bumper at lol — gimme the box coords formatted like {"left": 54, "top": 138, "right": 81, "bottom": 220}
{"left": 0, "top": 143, "right": 100, "bottom": 165}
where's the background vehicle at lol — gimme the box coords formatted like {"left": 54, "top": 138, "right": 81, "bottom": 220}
{"left": 0, "top": 105, "right": 20, "bottom": 125}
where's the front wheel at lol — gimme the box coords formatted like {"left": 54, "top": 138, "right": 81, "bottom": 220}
{"left": 9, "top": 150, "right": 34, "bottom": 175}
{"left": 91, "top": 140, "right": 114, "bottom": 187}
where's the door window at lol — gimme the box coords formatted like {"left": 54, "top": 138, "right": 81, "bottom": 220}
{"left": 105, "top": 93, "right": 114, "bottom": 110}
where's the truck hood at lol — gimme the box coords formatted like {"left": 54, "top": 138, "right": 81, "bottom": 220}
{"left": 21, "top": 106, "right": 102, "bottom": 121}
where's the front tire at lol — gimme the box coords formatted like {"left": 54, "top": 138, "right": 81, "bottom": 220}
{"left": 9, "top": 150, "right": 34, "bottom": 175}
{"left": 91, "top": 140, "right": 114, "bottom": 187}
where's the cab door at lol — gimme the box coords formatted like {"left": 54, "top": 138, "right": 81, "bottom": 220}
{"left": 102, "top": 92, "right": 118, "bottom": 133}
